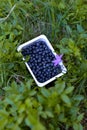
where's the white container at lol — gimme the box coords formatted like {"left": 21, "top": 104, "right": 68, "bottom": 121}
{"left": 17, "top": 35, "right": 67, "bottom": 87}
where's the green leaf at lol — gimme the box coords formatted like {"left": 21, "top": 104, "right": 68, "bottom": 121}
{"left": 58, "top": 113, "right": 67, "bottom": 122}
{"left": 61, "top": 94, "right": 71, "bottom": 106}
{"left": 29, "top": 90, "right": 37, "bottom": 96}
{"left": 45, "top": 111, "right": 54, "bottom": 118}
{"left": 73, "top": 123, "right": 83, "bottom": 130}
{"left": 25, "top": 55, "right": 30, "bottom": 62}
{"left": 55, "top": 81, "right": 65, "bottom": 94}
{"left": 16, "top": 52, "right": 23, "bottom": 58}
{"left": 12, "top": 124, "right": 21, "bottom": 130}
{"left": 40, "top": 88, "right": 50, "bottom": 98}
{"left": 55, "top": 104, "right": 61, "bottom": 114}
{"left": 74, "top": 95, "right": 84, "bottom": 101}
{"left": 66, "top": 25, "right": 72, "bottom": 35}
{"left": 40, "top": 111, "right": 47, "bottom": 119}
{"left": 4, "top": 98, "right": 14, "bottom": 106}
{"left": 26, "top": 80, "right": 33, "bottom": 90}
{"left": 18, "top": 104, "right": 25, "bottom": 114}
{"left": 60, "top": 48, "right": 70, "bottom": 54}
{"left": 70, "top": 107, "right": 79, "bottom": 116}
{"left": 58, "top": 2, "right": 65, "bottom": 9}
{"left": 0, "top": 109, "right": 9, "bottom": 116}
{"left": 77, "top": 24, "right": 84, "bottom": 33}
{"left": 79, "top": 124, "right": 83, "bottom": 130}
{"left": 65, "top": 87, "right": 74, "bottom": 94}
{"left": 17, "top": 115, "right": 24, "bottom": 124}
{"left": 73, "top": 123, "right": 79, "bottom": 130}
{"left": 8, "top": 63, "right": 14, "bottom": 69}
{"left": 25, "top": 117, "right": 31, "bottom": 127}
{"left": 0, "top": 118, "right": 8, "bottom": 130}
{"left": 25, "top": 98, "right": 32, "bottom": 107}
{"left": 37, "top": 95, "right": 45, "bottom": 104}
{"left": 80, "top": 33, "right": 87, "bottom": 39}
{"left": 33, "top": 122, "right": 45, "bottom": 130}
{"left": 77, "top": 114, "right": 84, "bottom": 122}
{"left": 56, "top": 128, "right": 60, "bottom": 130}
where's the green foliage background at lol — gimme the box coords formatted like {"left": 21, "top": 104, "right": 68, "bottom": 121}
{"left": 0, "top": 0, "right": 87, "bottom": 130}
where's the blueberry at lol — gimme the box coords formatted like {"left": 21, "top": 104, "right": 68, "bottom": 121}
{"left": 21, "top": 40, "right": 62, "bottom": 83}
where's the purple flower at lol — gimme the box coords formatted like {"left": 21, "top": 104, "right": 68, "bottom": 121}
{"left": 52, "top": 54, "right": 63, "bottom": 66}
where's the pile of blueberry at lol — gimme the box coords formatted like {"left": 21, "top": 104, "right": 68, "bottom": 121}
{"left": 22, "top": 41, "right": 62, "bottom": 83}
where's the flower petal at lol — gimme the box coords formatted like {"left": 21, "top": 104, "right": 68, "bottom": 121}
{"left": 52, "top": 54, "right": 63, "bottom": 66}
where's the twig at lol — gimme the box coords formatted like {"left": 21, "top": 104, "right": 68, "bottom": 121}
{"left": 0, "top": 4, "right": 16, "bottom": 23}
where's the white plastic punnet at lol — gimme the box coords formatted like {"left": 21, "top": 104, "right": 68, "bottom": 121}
{"left": 17, "top": 35, "right": 67, "bottom": 87}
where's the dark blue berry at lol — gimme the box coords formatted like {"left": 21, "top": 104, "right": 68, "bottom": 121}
{"left": 22, "top": 40, "right": 62, "bottom": 83}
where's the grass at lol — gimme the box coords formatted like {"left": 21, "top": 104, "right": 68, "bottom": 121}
{"left": 0, "top": 0, "right": 87, "bottom": 130}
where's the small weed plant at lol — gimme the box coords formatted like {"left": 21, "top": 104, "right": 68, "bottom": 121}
{"left": 0, "top": 0, "right": 87, "bottom": 130}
